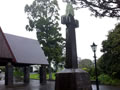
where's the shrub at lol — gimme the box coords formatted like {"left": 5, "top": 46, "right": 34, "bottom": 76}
{"left": 89, "top": 67, "right": 95, "bottom": 77}
{"left": 111, "top": 79, "right": 120, "bottom": 86}
{"left": 98, "top": 74, "right": 112, "bottom": 85}
{"left": 14, "top": 67, "right": 24, "bottom": 82}
{"left": 82, "top": 68, "right": 89, "bottom": 72}
{"left": 90, "top": 76, "right": 96, "bottom": 81}
{"left": 14, "top": 68, "right": 24, "bottom": 78}
{"left": 0, "top": 66, "right": 5, "bottom": 72}
{"left": 98, "top": 74, "right": 120, "bottom": 85}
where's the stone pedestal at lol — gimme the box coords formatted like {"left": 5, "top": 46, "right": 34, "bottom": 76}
{"left": 24, "top": 66, "right": 30, "bottom": 84}
{"left": 5, "top": 63, "right": 13, "bottom": 86}
{"left": 55, "top": 69, "right": 92, "bottom": 90}
{"left": 40, "top": 66, "right": 46, "bottom": 84}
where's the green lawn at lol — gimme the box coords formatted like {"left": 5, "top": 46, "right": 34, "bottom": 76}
{"left": 30, "top": 73, "right": 39, "bottom": 79}
{"left": 30, "top": 73, "right": 56, "bottom": 80}
{"left": 46, "top": 73, "right": 56, "bottom": 80}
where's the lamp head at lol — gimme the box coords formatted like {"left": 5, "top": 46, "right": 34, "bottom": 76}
{"left": 91, "top": 42, "right": 97, "bottom": 52}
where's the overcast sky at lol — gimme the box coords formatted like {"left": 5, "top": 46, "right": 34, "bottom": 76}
{"left": 0, "top": 0, "right": 119, "bottom": 60}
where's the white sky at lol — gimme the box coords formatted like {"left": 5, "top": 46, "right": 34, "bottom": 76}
{"left": 0, "top": 0, "right": 119, "bottom": 60}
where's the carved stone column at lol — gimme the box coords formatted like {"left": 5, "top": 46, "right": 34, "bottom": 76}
{"left": 5, "top": 62, "right": 13, "bottom": 86}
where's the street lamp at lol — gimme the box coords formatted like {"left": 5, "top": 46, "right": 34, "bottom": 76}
{"left": 91, "top": 42, "right": 99, "bottom": 90}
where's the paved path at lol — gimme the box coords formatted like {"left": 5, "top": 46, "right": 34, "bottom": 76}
{"left": 0, "top": 80, "right": 120, "bottom": 90}
{"left": 92, "top": 84, "right": 120, "bottom": 90}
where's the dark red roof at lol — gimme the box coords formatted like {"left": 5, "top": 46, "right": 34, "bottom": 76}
{"left": 0, "top": 27, "right": 48, "bottom": 65}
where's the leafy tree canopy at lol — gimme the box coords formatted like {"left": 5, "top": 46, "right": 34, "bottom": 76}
{"left": 70, "top": 0, "right": 120, "bottom": 18}
{"left": 101, "top": 23, "right": 120, "bottom": 79}
{"left": 97, "top": 55, "right": 107, "bottom": 75}
{"left": 24, "top": 0, "right": 65, "bottom": 71}
{"left": 78, "top": 59, "right": 94, "bottom": 69}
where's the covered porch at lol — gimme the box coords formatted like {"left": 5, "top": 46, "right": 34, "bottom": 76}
{"left": 0, "top": 27, "right": 48, "bottom": 86}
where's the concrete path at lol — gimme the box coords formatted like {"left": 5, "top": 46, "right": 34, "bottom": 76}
{"left": 0, "top": 80, "right": 120, "bottom": 90}
{"left": 92, "top": 84, "right": 120, "bottom": 90}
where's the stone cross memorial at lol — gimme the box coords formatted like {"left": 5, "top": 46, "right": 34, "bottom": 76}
{"left": 55, "top": 2, "right": 92, "bottom": 90}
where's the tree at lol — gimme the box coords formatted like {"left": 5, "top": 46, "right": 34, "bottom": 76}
{"left": 24, "top": 0, "right": 65, "bottom": 79}
{"left": 101, "top": 23, "right": 120, "bottom": 79}
{"left": 69, "top": 0, "right": 120, "bottom": 18}
{"left": 97, "top": 55, "right": 106, "bottom": 75}
{"left": 78, "top": 59, "right": 94, "bottom": 69}
{"left": 78, "top": 59, "right": 94, "bottom": 77}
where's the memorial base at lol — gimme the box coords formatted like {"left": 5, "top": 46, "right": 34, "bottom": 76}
{"left": 55, "top": 69, "right": 92, "bottom": 90}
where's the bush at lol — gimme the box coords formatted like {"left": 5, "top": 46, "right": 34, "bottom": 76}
{"left": 90, "top": 76, "right": 96, "bottom": 81}
{"left": 89, "top": 67, "right": 95, "bottom": 77}
{"left": 82, "top": 68, "right": 89, "bottom": 72}
{"left": 14, "top": 68, "right": 24, "bottom": 78}
{"left": 0, "top": 66, "right": 5, "bottom": 72}
{"left": 14, "top": 67, "right": 24, "bottom": 82}
{"left": 111, "top": 79, "right": 120, "bottom": 86}
{"left": 98, "top": 74, "right": 112, "bottom": 85}
{"left": 98, "top": 74, "right": 120, "bottom": 85}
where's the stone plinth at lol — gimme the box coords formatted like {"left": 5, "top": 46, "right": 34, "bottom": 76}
{"left": 55, "top": 69, "right": 92, "bottom": 90}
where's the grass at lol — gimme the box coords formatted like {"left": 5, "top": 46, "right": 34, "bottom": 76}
{"left": 30, "top": 73, "right": 39, "bottom": 79}
{"left": 30, "top": 73, "right": 56, "bottom": 80}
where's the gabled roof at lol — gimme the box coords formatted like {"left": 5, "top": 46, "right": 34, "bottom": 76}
{"left": 0, "top": 27, "right": 48, "bottom": 65}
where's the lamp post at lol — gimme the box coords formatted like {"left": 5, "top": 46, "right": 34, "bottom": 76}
{"left": 91, "top": 42, "right": 99, "bottom": 90}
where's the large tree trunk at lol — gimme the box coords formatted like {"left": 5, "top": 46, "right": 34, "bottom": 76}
{"left": 55, "top": 63, "right": 58, "bottom": 72}
{"left": 48, "top": 62, "right": 52, "bottom": 80}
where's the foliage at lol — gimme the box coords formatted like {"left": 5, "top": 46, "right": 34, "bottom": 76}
{"left": 25, "top": 0, "right": 65, "bottom": 73}
{"left": 51, "top": 59, "right": 65, "bottom": 72}
{"left": 82, "top": 67, "right": 89, "bottom": 72}
{"left": 98, "top": 74, "right": 120, "bottom": 86}
{"left": 14, "top": 67, "right": 24, "bottom": 81}
{"left": 79, "top": 59, "right": 95, "bottom": 79}
{"left": 100, "top": 23, "right": 120, "bottom": 79}
{"left": 78, "top": 59, "right": 94, "bottom": 69}
{"left": 90, "top": 76, "right": 96, "bottom": 81}
{"left": 98, "top": 74, "right": 112, "bottom": 85}
{"left": 110, "top": 79, "right": 120, "bottom": 86}
{"left": 0, "top": 66, "right": 5, "bottom": 72}
{"left": 97, "top": 56, "right": 106, "bottom": 75}
{"left": 89, "top": 66, "right": 95, "bottom": 78}
{"left": 69, "top": 0, "right": 120, "bottom": 18}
